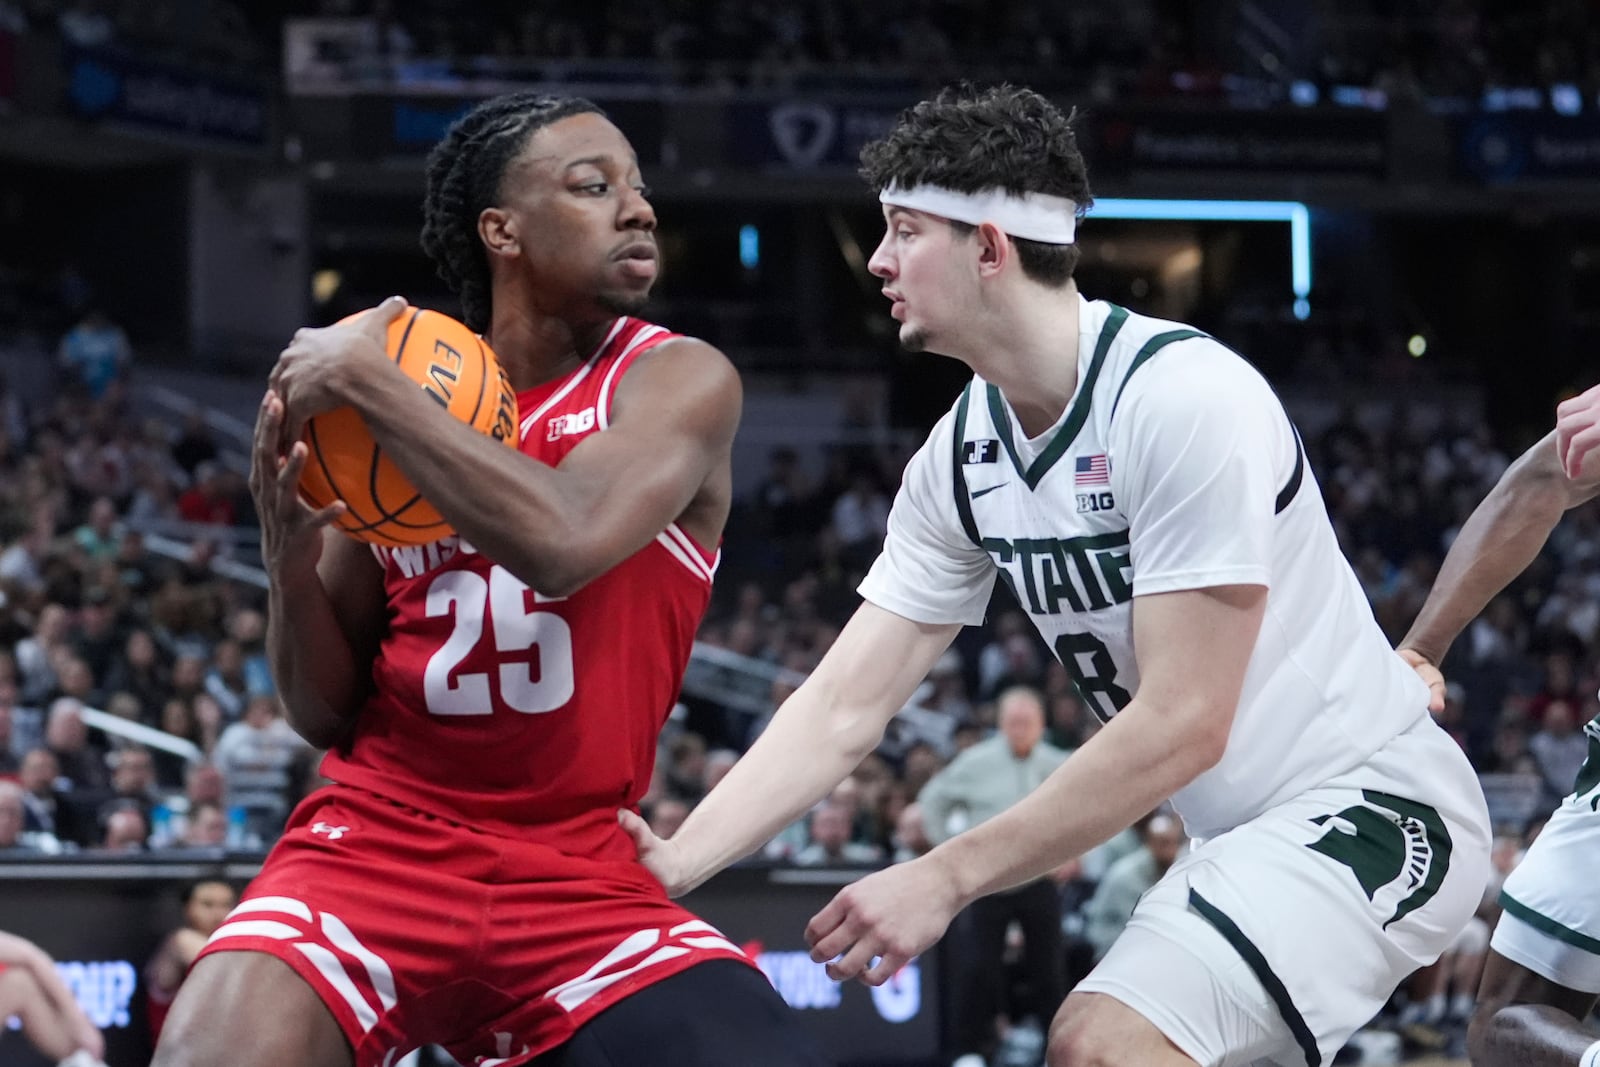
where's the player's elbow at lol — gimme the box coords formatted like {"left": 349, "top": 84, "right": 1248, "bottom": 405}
{"left": 822, "top": 697, "right": 892, "bottom": 765}
{"left": 1170, "top": 702, "right": 1232, "bottom": 775}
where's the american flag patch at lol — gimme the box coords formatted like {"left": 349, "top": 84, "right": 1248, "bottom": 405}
{"left": 1075, "top": 454, "right": 1110, "bottom": 486}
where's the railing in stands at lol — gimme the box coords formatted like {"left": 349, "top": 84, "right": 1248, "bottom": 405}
{"left": 79, "top": 706, "right": 204, "bottom": 767}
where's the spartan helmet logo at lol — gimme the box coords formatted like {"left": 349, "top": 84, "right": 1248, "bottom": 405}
{"left": 769, "top": 103, "right": 836, "bottom": 169}
{"left": 1307, "top": 789, "right": 1453, "bottom": 929}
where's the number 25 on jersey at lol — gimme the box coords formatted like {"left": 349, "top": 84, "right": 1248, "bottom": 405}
{"left": 422, "top": 565, "right": 575, "bottom": 716}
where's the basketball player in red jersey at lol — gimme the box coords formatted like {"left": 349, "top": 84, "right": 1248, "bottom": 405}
{"left": 154, "top": 93, "right": 827, "bottom": 1067}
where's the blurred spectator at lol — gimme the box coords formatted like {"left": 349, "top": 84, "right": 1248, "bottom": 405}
{"left": 226, "top": 609, "right": 274, "bottom": 697}
{"left": 17, "top": 748, "right": 68, "bottom": 843}
{"left": 1084, "top": 813, "right": 1186, "bottom": 960}
{"left": 98, "top": 746, "right": 160, "bottom": 830}
{"left": 145, "top": 879, "right": 237, "bottom": 1042}
{"left": 829, "top": 469, "right": 890, "bottom": 565}
{"left": 701, "top": 748, "right": 739, "bottom": 796}
{"left": 170, "top": 410, "right": 219, "bottom": 477}
{"left": 98, "top": 803, "right": 148, "bottom": 851}
{"left": 0, "top": 677, "right": 40, "bottom": 761}
{"left": 176, "top": 462, "right": 236, "bottom": 526}
{"left": 646, "top": 797, "right": 689, "bottom": 840}
{"left": 920, "top": 688, "right": 1066, "bottom": 841}
{"left": 918, "top": 687, "right": 1067, "bottom": 1066}
{"left": 663, "top": 732, "right": 708, "bottom": 803}
{"left": 57, "top": 308, "right": 130, "bottom": 399}
{"left": 72, "top": 500, "right": 122, "bottom": 563}
{"left": 203, "top": 640, "right": 250, "bottom": 721}
{"left": 891, "top": 801, "right": 931, "bottom": 863}
{"left": 103, "top": 629, "right": 170, "bottom": 719}
{"left": 894, "top": 740, "right": 941, "bottom": 797}
{"left": 0, "top": 514, "right": 51, "bottom": 596}
{"left": 69, "top": 585, "right": 122, "bottom": 682}
{"left": 211, "top": 695, "right": 308, "bottom": 841}
{"left": 1529, "top": 700, "right": 1589, "bottom": 807}
{"left": 16, "top": 604, "right": 71, "bottom": 704}
{"left": 181, "top": 800, "right": 227, "bottom": 848}
{"left": 0, "top": 780, "right": 27, "bottom": 850}
{"left": 792, "top": 801, "right": 882, "bottom": 866}
{"left": 43, "top": 697, "right": 108, "bottom": 794}
{"left": 0, "top": 702, "right": 17, "bottom": 776}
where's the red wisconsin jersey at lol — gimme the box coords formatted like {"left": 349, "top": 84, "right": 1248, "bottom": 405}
{"left": 320, "top": 318, "right": 717, "bottom": 861}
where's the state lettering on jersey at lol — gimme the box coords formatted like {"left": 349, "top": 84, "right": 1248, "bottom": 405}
{"left": 981, "top": 529, "right": 1132, "bottom": 616}
{"left": 547, "top": 407, "right": 597, "bottom": 441}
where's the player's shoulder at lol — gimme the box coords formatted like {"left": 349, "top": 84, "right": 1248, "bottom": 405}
{"left": 1096, "top": 302, "right": 1271, "bottom": 420}
{"left": 613, "top": 318, "right": 732, "bottom": 372}
{"left": 605, "top": 320, "right": 742, "bottom": 427}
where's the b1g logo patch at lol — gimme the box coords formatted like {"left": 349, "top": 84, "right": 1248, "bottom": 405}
{"left": 1077, "top": 491, "right": 1114, "bottom": 513}
{"left": 547, "top": 407, "right": 597, "bottom": 441}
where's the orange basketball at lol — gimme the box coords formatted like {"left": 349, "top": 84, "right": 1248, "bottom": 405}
{"left": 297, "top": 307, "right": 519, "bottom": 547}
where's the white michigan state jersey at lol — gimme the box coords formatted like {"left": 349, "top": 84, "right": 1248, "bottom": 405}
{"left": 860, "top": 295, "right": 1434, "bottom": 839}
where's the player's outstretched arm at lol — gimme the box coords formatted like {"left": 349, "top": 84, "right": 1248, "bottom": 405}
{"left": 253, "top": 392, "right": 387, "bottom": 748}
{"left": 270, "top": 300, "right": 742, "bottom": 598}
{"left": 803, "top": 582, "right": 1263, "bottom": 986}
{"left": 621, "top": 602, "right": 960, "bottom": 896}
{"left": 1400, "top": 419, "right": 1600, "bottom": 692}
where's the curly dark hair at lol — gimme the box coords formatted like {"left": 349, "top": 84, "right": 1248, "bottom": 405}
{"left": 420, "top": 93, "right": 606, "bottom": 333}
{"left": 859, "top": 84, "right": 1093, "bottom": 288}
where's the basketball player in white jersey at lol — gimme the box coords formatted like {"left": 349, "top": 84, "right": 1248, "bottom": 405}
{"left": 1400, "top": 380, "right": 1600, "bottom": 1067}
{"left": 622, "top": 84, "right": 1492, "bottom": 1066}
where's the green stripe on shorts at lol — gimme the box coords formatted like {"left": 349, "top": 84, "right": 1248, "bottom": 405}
{"left": 1188, "top": 888, "right": 1320, "bottom": 1067}
{"left": 1500, "top": 891, "right": 1600, "bottom": 957}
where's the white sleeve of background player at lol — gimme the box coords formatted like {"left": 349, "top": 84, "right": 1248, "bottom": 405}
{"left": 1108, "top": 340, "right": 1289, "bottom": 597}
{"left": 858, "top": 410, "right": 996, "bottom": 625}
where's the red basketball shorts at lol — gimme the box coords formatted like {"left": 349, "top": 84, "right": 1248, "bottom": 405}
{"left": 194, "top": 786, "right": 754, "bottom": 1067}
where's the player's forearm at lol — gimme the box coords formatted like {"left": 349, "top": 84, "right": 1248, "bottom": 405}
{"left": 350, "top": 373, "right": 592, "bottom": 596}
{"left": 930, "top": 698, "right": 1216, "bottom": 905}
{"left": 267, "top": 571, "right": 366, "bottom": 748}
{"left": 671, "top": 681, "right": 889, "bottom": 892}
{"left": 1401, "top": 443, "right": 1572, "bottom": 663}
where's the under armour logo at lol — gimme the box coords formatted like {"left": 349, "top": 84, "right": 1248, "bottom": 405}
{"left": 311, "top": 821, "right": 350, "bottom": 840}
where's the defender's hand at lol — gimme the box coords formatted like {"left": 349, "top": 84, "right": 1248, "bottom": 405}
{"left": 619, "top": 808, "right": 696, "bottom": 898}
{"left": 1398, "top": 648, "right": 1446, "bottom": 714}
{"left": 804, "top": 857, "right": 958, "bottom": 986}
{"left": 1556, "top": 382, "right": 1600, "bottom": 481}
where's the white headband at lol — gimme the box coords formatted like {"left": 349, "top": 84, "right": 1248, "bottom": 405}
{"left": 879, "top": 183, "right": 1078, "bottom": 244}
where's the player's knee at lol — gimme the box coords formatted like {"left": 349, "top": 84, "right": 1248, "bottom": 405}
{"left": 1467, "top": 1003, "right": 1533, "bottom": 1066}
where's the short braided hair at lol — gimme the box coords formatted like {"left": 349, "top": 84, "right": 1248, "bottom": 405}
{"left": 420, "top": 93, "right": 606, "bottom": 333}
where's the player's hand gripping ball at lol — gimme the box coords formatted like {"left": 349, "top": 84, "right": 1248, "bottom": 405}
{"left": 297, "top": 307, "right": 519, "bottom": 546}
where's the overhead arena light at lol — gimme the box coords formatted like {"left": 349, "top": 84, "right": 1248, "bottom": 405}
{"left": 1090, "top": 198, "right": 1313, "bottom": 321}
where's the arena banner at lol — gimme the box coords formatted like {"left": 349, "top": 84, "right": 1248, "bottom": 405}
{"left": 341, "top": 95, "right": 666, "bottom": 163}
{"left": 727, "top": 100, "right": 908, "bottom": 170}
{"left": 1459, "top": 114, "right": 1600, "bottom": 181}
{"left": 0, "top": 857, "right": 940, "bottom": 1066}
{"left": 63, "top": 48, "right": 267, "bottom": 146}
{"left": 1088, "top": 108, "right": 1388, "bottom": 178}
